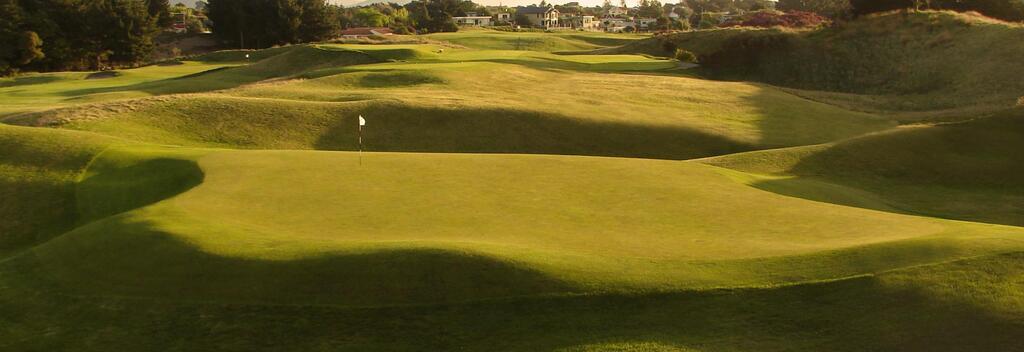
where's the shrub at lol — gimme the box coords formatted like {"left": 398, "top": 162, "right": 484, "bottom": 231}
{"left": 675, "top": 49, "right": 698, "bottom": 63}
{"left": 699, "top": 30, "right": 796, "bottom": 74}
{"left": 186, "top": 18, "right": 206, "bottom": 34}
{"left": 661, "top": 39, "right": 678, "bottom": 53}
{"left": 723, "top": 11, "right": 830, "bottom": 28}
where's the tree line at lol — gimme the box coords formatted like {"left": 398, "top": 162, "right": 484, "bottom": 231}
{"left": 0, "top": 0, "right": 482, "bottom": 74}
{"left": 1, "top": 0, "right": 174, "bottom": 74}
{"left": 207, "top": 0, "right": 486, "bottom": 49}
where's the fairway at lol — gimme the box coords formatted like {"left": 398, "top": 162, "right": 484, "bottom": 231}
{"left": 3, "top": 13, "right": 1024, "bottom": 351}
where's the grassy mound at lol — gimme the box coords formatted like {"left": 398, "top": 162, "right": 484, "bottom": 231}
{"left": 0, "top": 45, "right": 382, "bottom": 119}
{"left": 426, "top": 29, "right": 645, "bottom": 51}
{"left": 3, "top": 146, "right": 1023, "bottom": 349}
{"left": 4, "top": 251, "right": 1024, "bottom": 351}
{"left": 704, "top": 109, "right": 1024, "bottom": 226}
{"left": 608, "top": 11, "right": 1024, "bottom": 114}
{"left": 15, "top": 148, "right": 1021, "bottom": 309}
{"left": 18, "top": 47, "right": 892, "bottom": 159}
{"left": 4, "top": 28, "right": 1022, "bottom": 351}
{"left": 0, "top": 125, "right": 114, "bottom": 255}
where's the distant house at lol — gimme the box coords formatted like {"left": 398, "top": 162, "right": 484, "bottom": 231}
{"left": 517, "top": 6, "right": 559, "bottom": 28}
{"left": 606, "top": 7, "right": 628, "bottom": 17}
{"left": 634, "top": 17, "right": 658, "bottom": 30}
{"left": 602, "top": 17, "right": 633, "bottom": 32}
{"left": 340, "top": 27, "right": 394, "bottom": 38}
{"left": 561, "top": 15, "right": 599, "bottom": 30}
{"left": 454, "top": 12, "right": 494, "bottom": 26}
{"left": 495, "top": 12, "right": 513, "bottom": 24}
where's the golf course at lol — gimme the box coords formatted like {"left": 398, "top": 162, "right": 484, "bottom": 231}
{"left": 2, "top": 10, "right": 1023, "bottom": 351}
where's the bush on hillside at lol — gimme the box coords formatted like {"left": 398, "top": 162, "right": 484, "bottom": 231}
{"left": 675, "top": 49, "right": 698, "bottom": 63}
{"left": 698, "top": 30, "right": 796, "bottom": 73}
{"left": 723, "top": 11, "right": 830, "bottom": 28}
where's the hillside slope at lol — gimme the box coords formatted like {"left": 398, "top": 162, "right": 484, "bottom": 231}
{"left": 604, "top": 11, "right": 1024, "bottom": 115}
{"left": 2, "top": 141, "right": 1024, "bottom": 351}
{"left": 0, "top": 125, "right": 116, "bottom": 256}
{"left": 703, "top": 108, "right": 1024, "bottom": 226}
{"left": 10, "top": 44, "right": 894, "bottom": 160}
{"left": 17, "top": 146, "right": 1024, "bottom": 307}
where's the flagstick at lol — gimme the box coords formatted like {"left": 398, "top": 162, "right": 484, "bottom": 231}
{"left": 357, "top": 115, "right": 366, "bottom": 166}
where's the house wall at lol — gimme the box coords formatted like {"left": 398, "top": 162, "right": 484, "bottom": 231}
{"left": 525, "top": 11, "right": 558, "bottom": 27}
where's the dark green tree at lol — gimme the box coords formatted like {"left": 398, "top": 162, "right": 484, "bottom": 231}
{"left": 148, "top": 0, "right": 173, "bottom": 28}
{"left": 299, "top": 0, "right": 338, "bottom": 41}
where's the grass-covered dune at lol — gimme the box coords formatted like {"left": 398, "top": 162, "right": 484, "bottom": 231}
{"left": 425, "top": 28, "right": 646, "bottom": 51}
{"left": 2, "top": 127, "right": 1024, "bottom": 350}
{"left": 0, "top": 125, "right": 116, "bottom": 256}
{"left": 3, "top": 24, "right": 1024, "bottom": 351}
{"left": 704, "top": 108, "right": 1024, "bottom": 226}
{"left": 8, "top": 43, "right": 893, "bottom": 160}
{"left": 0, "top": 45, "right": 385, "bottom": 118}
{"left": 5, "top": 251, "right": 1024, "bottom": 351}
{"left": 604, "top": 11, "right": 1024, "bottom": 115}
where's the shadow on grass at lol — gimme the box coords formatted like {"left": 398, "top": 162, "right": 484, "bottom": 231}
{"left": 32, "top": 215, "right": 582, "bottom": 307}
{"left": 8, "top": 241, "right": 1024, "bottom": 351}
{"left": 0, "top": 75, "right": 65, "bottom": 88}
{"left": 56, "top": 47, "right": 382, "bottom": 99}
{"left": 315, "top": 103, "right": 755, "bottom": 160}
{"left": 76, "top": 156, "right": 205, "bottom": 222}
{"left": 757, "top": 111, "right": 1024, "bottom": 227}
{"left": 56, "top": 67, "right": 265, "bottom": 98}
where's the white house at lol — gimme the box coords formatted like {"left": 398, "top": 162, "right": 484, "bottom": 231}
{"left": 516, "top": 6, "right": 559, "bottom": 28}
{"left": 560, "top": 15, "right": 599, "bottom": 30}
{"left": 606, "top": 7, "right": 628, "bottom": 17}
{"left": 635, "top": 17, "right": 658, "bottom": 30}
{"left": 454, "top": 13, "right": 493, "bottom": 26}
{"left": 602, "top": 17, "right": 633, "bottom": 32}
{"left": 495, "top": 12, "right": 513, "bottom": 24}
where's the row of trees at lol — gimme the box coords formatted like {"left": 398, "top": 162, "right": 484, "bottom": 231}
{"left": 206, "top": 0, "right": 484, "bottom": 49}
{"left": 1, "top": 0, "right": 176, "bottom": 74}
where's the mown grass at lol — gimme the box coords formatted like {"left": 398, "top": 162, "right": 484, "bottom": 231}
{"left": 17, "top": 146, "right": 1023, "bottom": 309}
{"left": 703, "top": 108, "right": 1024, "bottom": 226}
{"left": 0, "top": 125, "right": 116, "bottom": 256}
{"left": 2, "top": 22, "right": 1023, "bottom": 351}
{"left": 4, "top": 222, "right": 1024, "bottom": 351}
{"left": 9, "top": 43, "right": 893, "bottom": 159}
{"left": 425, "top": 28, "right": 647, "bottom": 51}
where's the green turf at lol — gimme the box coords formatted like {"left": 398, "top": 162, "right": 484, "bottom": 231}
{"left": 703, "top": 108, "right": 1024, "bottom": 226}
{"left": 9, "top": 43, "right": 894, "bottom": 159}
{"left": 425, "top": 28, "right": 648, "bottom": 51}
{"left": 2, "top": 21, "right": 1024, "bottom": 351}
{"left": 0, "top": 124, "right": 116, "bottom": 256}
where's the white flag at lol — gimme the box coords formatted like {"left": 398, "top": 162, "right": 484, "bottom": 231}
{"left": 359, "top": 115, "right": 366, "bottom": 126}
